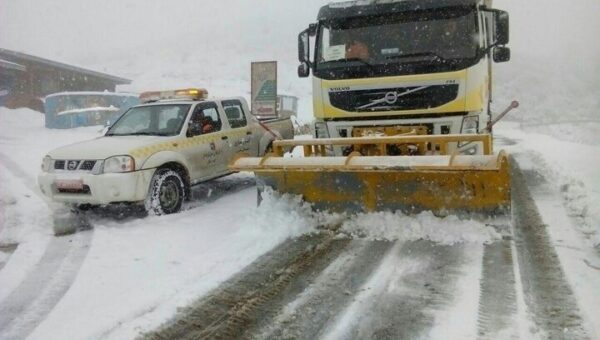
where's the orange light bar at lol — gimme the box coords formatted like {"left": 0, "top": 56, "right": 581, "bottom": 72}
{"left": 139, "top": 88, "right": 209, "bottom": 103}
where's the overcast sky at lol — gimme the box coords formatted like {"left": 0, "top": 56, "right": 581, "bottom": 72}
{"left": 1, "top": 0, "right": 598, "bottom": 100}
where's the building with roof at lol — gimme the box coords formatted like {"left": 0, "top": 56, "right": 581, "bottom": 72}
{"left": 0, "top": 48, "right": 131, "bottom": 112}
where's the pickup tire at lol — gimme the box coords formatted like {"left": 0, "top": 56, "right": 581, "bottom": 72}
{"left": 145, "top": 168, "right": 186, "bottom": 215}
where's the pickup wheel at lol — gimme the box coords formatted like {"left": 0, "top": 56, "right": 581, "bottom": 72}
{"left": 145, "top": 168, "right": 186, "bottom": 215}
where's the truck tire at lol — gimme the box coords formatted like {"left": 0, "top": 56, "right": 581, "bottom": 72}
{"left": 145, "top": 168, "right": 186, "bottom": 215}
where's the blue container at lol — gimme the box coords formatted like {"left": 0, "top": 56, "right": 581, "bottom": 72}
{"left": 44, "top": 92, "right": 139, "bottom": 129}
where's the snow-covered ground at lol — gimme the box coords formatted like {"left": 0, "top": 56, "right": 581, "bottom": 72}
{"left": 0, "top": 108, "right": 488, "bottom": 339}
{"left": 1, "top": 106, "right": 599, "bottom": 338}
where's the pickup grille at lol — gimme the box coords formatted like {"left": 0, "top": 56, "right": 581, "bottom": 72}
{"left": 80, "top": 160, "right": 97, "bottom": 171}
{"left": 54, "top": 160, "right": 97, "bottom": 172}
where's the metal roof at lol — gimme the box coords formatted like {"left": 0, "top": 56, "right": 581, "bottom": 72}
{"left": 0, "top": 48, "right": 131, "bottom": 84}
{"left": 318, "top": 0, "right": 482, "bottom": 21}
{"left": 0, "top": 58, "right": 26, "bottom": 72}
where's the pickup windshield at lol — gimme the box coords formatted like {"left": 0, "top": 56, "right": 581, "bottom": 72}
{"left": 315, "top": 8, "right": 479, "bottom": 79}
{"left": 106, "top": 104, "right": 191, "bottom": 137}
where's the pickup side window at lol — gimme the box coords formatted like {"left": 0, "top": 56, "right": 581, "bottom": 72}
{"left": 189, "top": 102, "right": 222, "bottom": 136}
{"left": 222, "top": 100, "right": 248, "bottom": 129}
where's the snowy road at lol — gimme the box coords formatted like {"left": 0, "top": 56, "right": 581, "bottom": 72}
{"left": 143, "top": 160, "right": 591, "bottom": 340}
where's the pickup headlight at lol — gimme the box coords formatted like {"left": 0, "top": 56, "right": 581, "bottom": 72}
{"left": 103, "top": 156, "right": 135, "bottom": 173}
{"left": 461, "top": 115, "right": 479, "bottom": 134}
{"left": 41, "top": 155, "right": 53, "bottom": 172}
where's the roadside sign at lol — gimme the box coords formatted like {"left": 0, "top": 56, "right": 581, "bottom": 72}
{"left": 251, "top": 61, "right": 277, "bottom": 119}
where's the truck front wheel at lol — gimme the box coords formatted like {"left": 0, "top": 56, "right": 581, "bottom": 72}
{"left": 145, "top": 168, "right": 186, "bottom": 215}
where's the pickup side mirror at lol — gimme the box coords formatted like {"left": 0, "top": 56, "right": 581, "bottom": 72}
{"left": 495, "top": 10, "right": 509, "bottom": 46}
{"left": 186, "top": 121, "right": 202, "bottom": 137}
{"left": 493, "top": 46, "right": 511, "bottom": 63}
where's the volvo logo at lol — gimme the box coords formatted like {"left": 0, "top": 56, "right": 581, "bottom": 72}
{"left": 358, "top": 85, "right": 432, "bottom": 110}
{"left": 67, "top": 161, "right": 79, "bottom": 170}
{"left": 384, "top": 92, "right": 399, "bottom": 104}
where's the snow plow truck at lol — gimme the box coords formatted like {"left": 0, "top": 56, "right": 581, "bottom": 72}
{"left": 231, "top": 0, "right": 516, "bottom": 215}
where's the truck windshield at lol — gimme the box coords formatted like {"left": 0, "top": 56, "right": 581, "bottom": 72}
{"left": 315, "top": 8, "right": 479, "bottom": 79}
{"left": 106, "top": 104, "right": 191, "bottom": 137}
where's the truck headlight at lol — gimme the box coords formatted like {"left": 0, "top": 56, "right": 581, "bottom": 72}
{"left": 461, "top": 115, "right": 479, "bottom": 134}
{"left": 41, "top": 155, "right": 53, "bottom": 172}
{"left": 103, "top": 156, "right": 135, "bottom": 173}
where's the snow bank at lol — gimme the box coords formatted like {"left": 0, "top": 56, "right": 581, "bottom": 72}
{"left": 497, "top": 123, "right": 600, "bottom": 247}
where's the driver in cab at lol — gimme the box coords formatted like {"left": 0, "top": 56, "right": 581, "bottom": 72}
{"left": 346, "top": 38, "right": 370, "bottom": 60}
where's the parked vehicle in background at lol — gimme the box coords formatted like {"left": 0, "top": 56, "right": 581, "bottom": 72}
{"left": 276, "top": 94, "right": 298, "bottom": 120}
{"left": 44, "top": 91, "right": 139, "bottom": 129}
{"left": 38, "top": 88, "right": 293, "bottom": 215}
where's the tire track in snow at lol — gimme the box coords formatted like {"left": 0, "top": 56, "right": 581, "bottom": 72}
{"left": 145, "top": 232, "right": 350, "bottom": 340}
{"left": 0, "top": 230, "right": 93, "bottom": 339}
{"left": 252, "top": 239, "right": 394, "bottom": 340}
{"left": 477, "top": 238, "right": 519, "bottom": 339}
{"left": 510, "top": 159, "right": 590, "bottom": 339}
{"left": 0, "top": 244, "right": 18, "bottom": 271}
{"left": 322, "top": 240, "right": 470, "bottom": 340}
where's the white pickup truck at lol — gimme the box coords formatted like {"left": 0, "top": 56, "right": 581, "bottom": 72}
{"left": 38, "top": 88, "right": 294, "bottom": 215}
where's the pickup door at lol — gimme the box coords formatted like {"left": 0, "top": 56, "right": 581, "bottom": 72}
{"left": 221, "top": 99, "right": 257, "bottom": 157}
{"left": 183, "top": 101, "right": 230, "bottom": 182}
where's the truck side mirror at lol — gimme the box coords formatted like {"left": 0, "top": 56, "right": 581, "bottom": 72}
{"left": 495, "top": 11, "right": 509, "bottom": 46}
{"left": 493, "top": 46, "right": 511, "bottom": 63}
{"left": 298, "top": 29, "right": 310, "bottom": 63}
{"left": 298, "top": 62, "right": 310, "bottom": 78}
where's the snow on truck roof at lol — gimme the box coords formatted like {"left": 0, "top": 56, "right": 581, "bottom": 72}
{"left": 137, "top": 96, "right": 245, "bottom": 106}
{"left": 45, "top": 91, "right": 138, "bottom": 99}
{"left": 318, "top": 0, "right": 486, "bottom": 20}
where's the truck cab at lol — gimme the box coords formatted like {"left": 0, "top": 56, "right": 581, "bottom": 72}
{"left": 298, "top": 0, "right": 510, "bottom": 155}
{"left": 38, "top": 88, "right": 293, "bottom": 215}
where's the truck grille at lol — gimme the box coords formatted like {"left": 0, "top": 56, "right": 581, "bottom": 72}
{"left": 54, "top": 160, "right": 97, "bottom": 171}
{"left": 329, "top": 84, "right": 459, "bottom": 113}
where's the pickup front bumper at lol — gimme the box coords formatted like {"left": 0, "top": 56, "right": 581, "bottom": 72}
{"left": 38, "top": 168, "right": 156, "bottom": 205}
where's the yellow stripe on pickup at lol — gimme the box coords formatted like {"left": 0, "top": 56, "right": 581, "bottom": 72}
{"left": 129, "top": 128, "right": 250, "bottom": 159}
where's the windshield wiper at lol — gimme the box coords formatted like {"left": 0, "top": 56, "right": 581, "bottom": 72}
{"left": 385, "top": 52, "right": 446, "bottom": 62}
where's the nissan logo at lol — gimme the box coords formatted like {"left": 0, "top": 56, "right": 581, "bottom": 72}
{"left": 67, "top": 161, "right": 79, "bottom": 170}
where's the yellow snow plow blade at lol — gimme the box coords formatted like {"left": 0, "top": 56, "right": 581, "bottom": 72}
{"left": 231, "top": 134, "right": 511, "bottom": 215}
